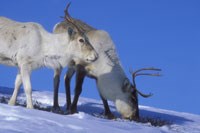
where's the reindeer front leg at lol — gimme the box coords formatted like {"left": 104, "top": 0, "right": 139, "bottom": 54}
{"left": 70, "top": 65, "right": 86, "bottom": 114}
{"left": 52, "top": 68, "right": 62, "bottom": 112}
{"left": 8, "top": 71, "right": 22, "bottom": 106}
{"left": 100, "top": 94, "right": 115, "bottom": 119}
{"left": 64, "top": 67, "right": 75, "bottom": 112}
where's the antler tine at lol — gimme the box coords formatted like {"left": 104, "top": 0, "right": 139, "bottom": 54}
{"left": 137, "top": 89, "right": 153, "bottom": 98}
{"left": 132, "top": 67, "right": 162, "bottom": 77}
{"left": 64, "top": 2, "right": 72, "bottom": 21}
{"left": 131, "top": 67, "right": 162, "bottom": 98}
{"left": 131, "top": 67, "right": 161, "bottom": 86}
{"left": 132, "top": 67, "right": 161, "bottom": 75}
{"left": 135, "top": 73, "right": 161, "bottom": 77}
{"left": 131, "top": 84, "right": 153, "bottom": 98}
{"left": 63, "top": 2, "right": 85, "bottom": 34}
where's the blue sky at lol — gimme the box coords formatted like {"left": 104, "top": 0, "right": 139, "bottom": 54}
{"left": 0, "top": 0, "right": 200, "bottom": 115}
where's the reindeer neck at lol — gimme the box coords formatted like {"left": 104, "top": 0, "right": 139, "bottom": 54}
{"left": 40, "top": 31, "right": 72, "bottom": 69}
{"left": 90, "top": 51, "right": 124, "bottom": 77}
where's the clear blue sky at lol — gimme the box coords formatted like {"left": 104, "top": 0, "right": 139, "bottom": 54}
{"left": 0, "top": 0, "right": 200, "bottom": 115}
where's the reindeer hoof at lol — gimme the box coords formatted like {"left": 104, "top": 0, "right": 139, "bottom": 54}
{"left": 70, "top": 105, "right": 78, "bottom": 114}
{"left": 71, "top": 109, "right": 78, "bottom": 114}
{"left": 104, "top": 113, "right": 116, "bottom": 120}
{"left": 65, "top": 110, "right": 72, "bottom": 115}
{"left": 51, "top": 106, "right": 62, "bottom": 113}
{"left": 8, "top": 100, "right": 16, "bottom": 106}
{"left": 26, "top": 105, "right": 34, "bottom": 109}
{"left": 65, "top": 108, "right": 78, "bottom": 115}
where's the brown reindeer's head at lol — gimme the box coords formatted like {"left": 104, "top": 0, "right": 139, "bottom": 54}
{"left": 61, "top": 2, "right": 98, "bottom": 63}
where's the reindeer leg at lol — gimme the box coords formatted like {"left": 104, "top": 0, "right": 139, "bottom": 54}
{"left": 64, "top": 67, "right": 75, "bottom": 113}
{"left": 8, "top": 70, "right": 22, "bottom": 106}
{"left": 52, "top": 68, "right": 62, "bottom": 113}
{"left": 70, "top": 65, "right": 86, "bottom": 114}
{"left": 100, "top": 94, "right": 115, "bottom": 119}
{"left": 20, "top": 65, "right": 33, "bottom": 109}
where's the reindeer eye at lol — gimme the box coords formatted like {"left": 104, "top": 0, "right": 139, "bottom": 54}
{"left": 124, "top": 79, "right": 130, "bottom": 87}
{"left": 122, "top": 78, "right": 131, "bottom": 92}
{"left": 79, "top": 38, "right": 85, "bottom": 43}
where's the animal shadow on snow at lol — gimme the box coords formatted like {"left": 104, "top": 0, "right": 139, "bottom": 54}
{"left": 77, "top": 102, "right": 193, "bottom": 126}
{"left": 77, "top": 102, "right": 120, "bottom": 118}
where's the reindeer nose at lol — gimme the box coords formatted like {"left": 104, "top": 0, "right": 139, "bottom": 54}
{"left": 86, "top": 51, "right": 98, "bottom": 62}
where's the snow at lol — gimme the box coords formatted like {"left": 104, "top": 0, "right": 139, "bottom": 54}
{"left": 0, "top": 87, "right": 200, "bottom": 133}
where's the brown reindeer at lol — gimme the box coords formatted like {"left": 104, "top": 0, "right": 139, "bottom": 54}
{"left": 53, "top": 3, "right": 161, "bottom": 120}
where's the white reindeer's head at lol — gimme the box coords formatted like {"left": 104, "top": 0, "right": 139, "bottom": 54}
{"left": 59, "top": 3, "right": 98, "bottom": 63}
{"left": 115, "top": 78, "right": 138, "bottom": 120}
{"left": 66, "top": 27, "right": 98, "bottom": 63}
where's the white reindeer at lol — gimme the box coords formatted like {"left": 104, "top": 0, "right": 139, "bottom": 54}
{"left": 0, "top": 16, "right": 98, "bottom": 109}
{"left": 51, "top": 3, "right": 139, "bottom": 120}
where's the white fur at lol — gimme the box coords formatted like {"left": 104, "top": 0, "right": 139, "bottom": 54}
{"left": 0, "top": 17, "right": 97, "bottom": 108}
{"left": 86, "top": 31, "right": 134, "bottom": 118}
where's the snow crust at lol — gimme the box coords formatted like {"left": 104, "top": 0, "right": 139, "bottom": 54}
{"left": 0, "top": 87, "right": 200, "bottom": 133}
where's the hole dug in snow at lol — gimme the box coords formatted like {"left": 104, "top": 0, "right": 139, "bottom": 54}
{"left": 138, "top": 116, "right": 172, "bottom": 127}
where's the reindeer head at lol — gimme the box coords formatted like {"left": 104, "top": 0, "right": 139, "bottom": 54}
{"left": 113, "top": 67, "right": 161, "bottom": 121}
{"left": 62, "top": 2, "right": 98, "bottom": 63}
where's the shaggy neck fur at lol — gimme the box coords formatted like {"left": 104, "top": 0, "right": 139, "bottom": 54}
{"left": 85, "top": 30, "right": 128, "bottom": 101}
{"left": 87, "top": 30, "right": 125, "bottom": 77}
{"left": 40, "top": 30, "right": 72, "bottom": 69}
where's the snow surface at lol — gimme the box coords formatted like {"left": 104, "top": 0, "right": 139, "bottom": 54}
{"left": 0, "top": 87, "right": 200, "bottom": 133}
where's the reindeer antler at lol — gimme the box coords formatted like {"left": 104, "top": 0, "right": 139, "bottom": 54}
{"left": 131, "top": 67, "right": 162, "bottom": 98}
{"left": 63, "top": 2, "right": 75, "bottom": 23}
{"left": 62, "top": 2, "right": 85, "bottom": 35}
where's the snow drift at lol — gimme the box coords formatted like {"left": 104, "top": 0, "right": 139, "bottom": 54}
{"left": 0, "top": 87, "right": 200, "bottom": 133}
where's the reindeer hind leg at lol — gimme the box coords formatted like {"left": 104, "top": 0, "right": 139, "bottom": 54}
{"left": 8, "top": 70, "right": 22, "bottom": 106}
{"left": 20, "top": 65, "right": 33, "bottom": 109}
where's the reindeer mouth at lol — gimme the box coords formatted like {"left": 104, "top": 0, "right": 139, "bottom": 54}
{"left": 86, "top": 57, "right": 97, "bottom": 62}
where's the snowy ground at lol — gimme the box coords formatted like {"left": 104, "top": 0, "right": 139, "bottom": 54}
{"left": 0, "top": 87, "right": 200, "bottom": 133}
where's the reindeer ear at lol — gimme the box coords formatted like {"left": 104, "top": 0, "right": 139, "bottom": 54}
{"left": 68, "top": 27, "right": 76, "bottom": 39}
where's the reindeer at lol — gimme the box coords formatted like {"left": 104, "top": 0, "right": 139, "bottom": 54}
{"left": 0, "top": 15, "right": 98, "bottom": 109}
{"left": 52, "top": 3, "right": 161, "bottom": 120}
{"left": 52, "top": 4, "right": 114, "bottom": 118}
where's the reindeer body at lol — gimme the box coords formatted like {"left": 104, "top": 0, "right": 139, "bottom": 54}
{"left": 0, "top": 16, "right": 97, "bottom": 108}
